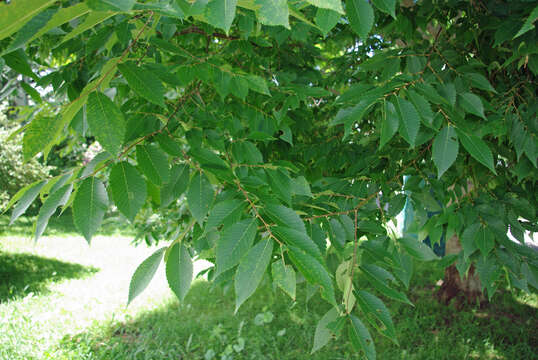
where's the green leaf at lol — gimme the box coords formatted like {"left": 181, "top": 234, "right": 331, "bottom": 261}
{"left": 464, "top": 73, "right": 496, "bottom": 93}
{"left": 128, "top": 247, "right": 166, "bottom": 305}
{"left": 166, "top": 243, "right": 193, "bottom": 302}
{"left": 109, "top": 161, "right": 147, "bottom": 222}
{"left": 458, "top": 93, "right": 486, "bottom": 119}
{"left": 395, "top": 96, "right": 420, "bottom": 147}
{"left": 460, "top": 223, "right": 479, "bottom": 259}
{"left": 371, "top": 0, "right": 396, "bottom": 18}
{"left": 407, "top": 90, "right": 434, "bottom": 126}
{"left": 186, "top": 172, "right": 214, "bottom": 225}
{"left": 118, "top": 62, "right": 166, "bottom": 108}
{"left": 235, "top": 238, "right": 273, "bottom": 313}
{"left": 311, "top": 307, "right": 338, "bottom": 353}
{"left": 2, "top": 8, "right": 56, "bottom": 55}
{"left": 73, "top": 177, "right": 108, "bottom": 243}
{"left": 205, "top": 0, "right": 238, "bottom": 33}
{"left": 246, "top": 75, "right": 271, "bottom": 96}
{"left": 23, "top": 116, "right": 62, "bottom": 162}
{"left": 271, "top": 259, "right": 296, "bottom": 300}
{"left": 0, "top": 0, "right": 56, "bottom": 40}
{"left": 29, "top": 3, "right": 90, "bottom": 43}
{"left": 255, "top": 0, "right": 290, "bottom": 28}
{"left": 86, "top": 0, "right": 136, "bottom": 11}
{"left": 206, "top": 199, "right": 247, "bottom": 231}
{"left": 456, "top": 129, "right": 496, "bottom": 174}
{"left": 161, "top": 164, "right": 190, "bottom": 207}
{"left": 399, "top": 235, "right": 439, "bottom": 261}
{"left": 355, "top": 290, "right": 398, "bottom": 344}
{"left": 266, "top": 168, "right": 292, "bottom": 205}
{"left": 6, "top": 180, "right": 46, "bottom": 222}
{"left": 59, "top": 11, "right": 117, "bottom": 45}
{"left": 263, "top": 204, "right": 306, "bottom": 235}
{"left": 360, "top": 264, "right": 413, "bottom": 305}
{"left": 155, "top": 133, "right": 183, "bottom": 157}
{"left": 348, "top": 315, "right": 376, "bottom": 360}
{"left": 432, "top": 125, "right": 459, "bottom": 179}
{"left": 331, "top": 96, "right": 378, "bottom": 139}
{"left": 272, "top": 226, "right": 323, "bottom": 263}
{"left": 315, "top": 8, "right": 340, "bottom": 37}
{"left": 216, "top": 218, "right": 258, "bottom": 275}
{"left": 136, "top": 144, "right": 170, "bottom": 186}
{"left": 346, "top": 0, "right": 374, "bottom": 40}
{"left": 514, "top": 5, "right": 538, "bottom": 38}
{"left": 306, "top": 0, "right": 344, "bottom": 14}
{"left": 288, "top": 245, "right": 336, "bottom": 306}
{"left": 2, "top": 49, "right": 38, "bottom": 80}
{"left": 475, "top": 225, "right": 495, "bottom": 257}
{"left": 379, "top": 101, "right": 399, "bottom": 149}
{"left": 87, "top": 92, "right": 126, "bottom": 156}
{"left": 35, "top": 184, "right": 72, "bottom": 241}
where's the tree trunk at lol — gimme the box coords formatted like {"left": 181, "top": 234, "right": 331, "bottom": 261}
{"left": 436, "top": 233, "right": 485, "bottom": 307}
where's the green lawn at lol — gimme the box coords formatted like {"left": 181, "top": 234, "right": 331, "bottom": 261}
{"left": 0, "top": 216, "right": 536, "bottom": 360}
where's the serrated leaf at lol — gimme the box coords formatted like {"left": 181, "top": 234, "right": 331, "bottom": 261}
{"left": 356, "top": 290, "right": 398, "bottom": 344}
{"left": 331, "top": 96, "right": 378, "bottom": 139}
{"left": 514, "top": 5, "right": 538, "bottom": 39}
{"left": 266, "top": 168, "right": 292, "bottom": 205}
{"left": 288, "top": 245, "right": 336, "bottom": 306}
{"left": 3, "top": 49, "right": 38, "bottom": 80}
{"left": 407, "top": 90, "right": 433, "bottom": 126}
{"left": 118, "top": 62, "right": 166, "bottom": 108}
{"left": 217, "top": 218, "right": 257, "bottom": 275}
{"left": 59, "top": 11, "right": 117, "bottom": 45}
{"left": 230, "top": 75, "right": 249, "bottom": 99}
{"left": 272, "top": 226, "right": 323, "bottom": 263}
{"left": 399, "top": 235, "right": 438, "bottom": 261}
{"left": 360, "top": 264, "right": 413, "bottom": 305}
{"left": 35, "top": 184, "right": 72, "bottom": 241}
{"left": 456, "top": 129, "right": 496, "bottom": 174}
{"left": 128, "top": 247, "right": 166, "bottom": 305}
{"left": 371, "top": 0, "right": 396, "bottom": 18}
{"left": 155, "top": 133, "right": 182, "bottom": 156}
{"left": 206, "top": 199, "right": 247, "bottom": 231}
{"left": 161, "top": 164, "right": 190, "bottom": 207}
{"left": 432, "top": 125, "right": 459, "bottom": 178}
{"left": 235, "top": 238, "right": 273, "bottom": 313}
{"left": 166, "top": 243, "right": 193, "bottom": 302}
{"left": 315, "top": 8, "right": 340, "bottom": 37}
{"left": 346, "top": 0, "right": 373, "bottom": 40}
{"left": 379, "top": 101, "right": 399, "bottom": 149}
{"left": 136, "top": 144, "right": 170, "bottom": 186}
{"left": 246, "top": 75, "right": 271, "bottom": 95}
{"left": 27, "top": 3, "right": 90, "bottom": 43}
{"left": 348, "top": 315, "right": 376, "bottom": 360}
{"left": 186, "top": 172, "right": 214, "bottom": 225}
{"left": 464, "top": 73, "right": 496, "bottom": 93}
{"left": 460, "top": 224, "right": 479, "bottom": 259}
{"left": 458, "top": 93, "right": 486, "bottom": 119}
{"left": 306, "top": 0, "right": 344, "bottom": 13}
{"left": 109, "top": 161, "right": 147, "bottom": 222}
{"left": 475, "top": 225, "right": 495, "bottom": 257}
{"left": 395, "top": 96, "right": 420, "bottom": 147}
{"left": 255, "top": 0, "right": 289, "bottom": 28}
{"left": 6, "top": 180, "right": 46, "bottom": 222}
{"left": 73, "top": 177, "right": 108, "bottom": 243}
{"left": 2, "top": 8, "right": 56, "bottom": 55}
{"left": 0, "top": 0, "right": 56, "bottom": 40}
{"left": 205, "top": 0, "right": 238, "bottom": 33}
{"left": 87, "top": 92, "right": 126, "bottom": 156}
{"left": 23, "top": 116, "right": 61, "bottom": 161}
{"left": 272, "top": 259, "right": 296, "bottom": 300}
{"left": 87, "top": 0, "right": 136, "bottom": 11}
{"left": 263, "top": 203, "right": 306, "bottom": 234}
{"left": 311, "top": 307, "right": 338, "bottom": 353}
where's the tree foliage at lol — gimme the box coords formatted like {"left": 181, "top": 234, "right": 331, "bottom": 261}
{"left": 1, "top": 0, "right": 537, "bottom": 354}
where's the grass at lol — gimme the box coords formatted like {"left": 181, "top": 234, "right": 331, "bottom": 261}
{"left": 0, "top": 215, "right": 537, "bottom": 359}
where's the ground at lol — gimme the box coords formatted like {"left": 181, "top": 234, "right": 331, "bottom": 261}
{"left": 0, "top": 215, "right": 537, "bottom": 359}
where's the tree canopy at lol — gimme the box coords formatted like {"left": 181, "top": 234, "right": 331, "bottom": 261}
{"left": 1, "top": 0, "right": 537, "bottom": 356}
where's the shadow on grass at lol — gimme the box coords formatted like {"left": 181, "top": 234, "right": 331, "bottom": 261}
{"left": 56, "top": 271, "right": 537, "bottom": 360}
{"left": 0, "top": 251, "right": 98, "bottom": 302}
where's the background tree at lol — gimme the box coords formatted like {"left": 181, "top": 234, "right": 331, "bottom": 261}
{"left": 1, "top": 0, "right": 536, "bottom": 356}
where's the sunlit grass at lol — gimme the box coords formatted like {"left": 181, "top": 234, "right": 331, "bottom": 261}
{"left": 0, "top": 217, "right": 536, "bottom": 359}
